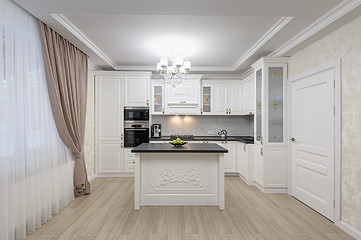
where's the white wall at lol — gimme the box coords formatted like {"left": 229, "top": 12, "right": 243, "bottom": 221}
{"left": 152, "top": 115, "right": 253, "bottom": 136}
{"left": 288, "top": 15, "right": 361, "bottom": 234}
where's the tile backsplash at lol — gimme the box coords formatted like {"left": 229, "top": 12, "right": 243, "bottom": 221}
{"left": 151, "top": 115, "right": 254, "bottom": 136}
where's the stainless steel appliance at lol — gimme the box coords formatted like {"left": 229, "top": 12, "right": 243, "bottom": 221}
{"left": 218, "top": 129, "right": 227, "bottom": 139}
{"left": 170, "top": 135, "right": 194, "bottom": 140}
{"left": 151, "top": 124, "right": 162, "bottom": 138}
{"left": 124, "top": 121, "right": 149, "bottom": 147}
{"left": 124, "top": 107, "right": 149, "bottom": 121}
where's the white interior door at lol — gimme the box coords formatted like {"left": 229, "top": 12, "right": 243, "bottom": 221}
{"left": 290, "top": 69, "right": 335, "bottom": 221}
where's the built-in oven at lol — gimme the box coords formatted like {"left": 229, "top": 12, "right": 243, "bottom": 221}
{"left": 124, "top": 121, "right": 149, "bottom": 147}
{"left": 124, "top": 107, "right": 149, "bottom": 121}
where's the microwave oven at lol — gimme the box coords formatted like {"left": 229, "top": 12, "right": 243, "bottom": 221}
{"left": 124, "top": 108, "right": 149, "bottom": 121}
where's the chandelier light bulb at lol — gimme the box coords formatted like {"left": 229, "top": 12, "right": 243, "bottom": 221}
{"left": 157, "top": 62, "right": 163, "bottom": 71}
{"left": 183, "top": 61, "right": 191, "bottom": 70}
{"left": 160, "top": 58, "right": 168, "bottom": 67}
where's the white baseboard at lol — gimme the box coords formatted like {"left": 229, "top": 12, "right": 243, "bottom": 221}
{"left": 97, "top": 172, "right": 135, "bottom": 177}
{"left": 255, "top": 182, "right": 287, "bottom": 194}
{"left": 88, "top": 173, "right": 97, "bottom": 182}
{"left": 337, "top": 221, "right": 361, "bottom": 240}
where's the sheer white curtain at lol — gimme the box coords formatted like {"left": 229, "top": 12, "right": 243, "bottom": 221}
{"left": 0, "top": 0, "right": 75, "bottom": 239}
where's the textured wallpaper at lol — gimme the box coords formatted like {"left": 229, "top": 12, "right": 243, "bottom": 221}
{"left": 84, "top": 70, "right": 95, "bottom": 179}
{"left": 289, "top": 15, "right": 361, "bottom": 232}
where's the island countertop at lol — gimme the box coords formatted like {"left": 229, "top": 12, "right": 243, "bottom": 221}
{"left": 131, "top": 143, "right": 228, "bottom": 153}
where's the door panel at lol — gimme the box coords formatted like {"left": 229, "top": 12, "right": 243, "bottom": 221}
{"left": 291, "top": 69, "right": 335, "bottom": 220}
{"left": 213, "top": 85, "right": 227, "bottom": 115}
{"left": 228, "top": 84, "right": 242, "bottom": 115}
{"left": 124, "top": 76, "right": 149, "bottom": 107}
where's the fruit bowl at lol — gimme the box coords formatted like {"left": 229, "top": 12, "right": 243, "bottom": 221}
{"left": 169, "top": 142, "right": 187, "bottom": 147}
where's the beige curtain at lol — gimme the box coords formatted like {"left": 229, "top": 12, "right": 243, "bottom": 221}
{"left": 38, "top": 20, "right": 90, "bottom": 196}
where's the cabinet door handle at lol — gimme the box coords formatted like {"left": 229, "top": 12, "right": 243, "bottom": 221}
{"left": 162, "top": 108, "right": 165, "bottom": 114}
{"left": 244, "top": 144, "right": 246, "bottom": 152}
{"left": 201, "top": 108, "right": 203, "bottom": 114}
{"left": 229, "top": 108, "right": 231, "bottom": 114}
{"left": 260, "top": 136, "right": 263, "bottom": 145}
{"left": 221, "top": 141, "right": 227, "bottom": 144}
{"left": 132, "top": 161, "right": 135, "bottom": 164}
{"left": 260, "top": 147, "right": 263, "bottom": 156}
{"left": 121, "top": 133, "right": 123, "bottom": 140}
{"left": 121, "top": 143, "right": 123, "bottom": 148}
{"left": 226, "top": 108, "right": 229, "bottom": 114}
{"left": 147, "top": 99, "right": 149, "bottom": 106}
{"left": 202, "top": 141, "right": 209, "bottom": 143}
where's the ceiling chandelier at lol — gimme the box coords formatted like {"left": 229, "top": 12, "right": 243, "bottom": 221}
{"left": 156, "top": 51, "right": 191, "bottom": 86}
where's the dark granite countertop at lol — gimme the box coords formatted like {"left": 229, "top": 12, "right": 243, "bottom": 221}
{"left": 149, "top": 136, "right": 254, "bottom": 144}
{"left": 131, "top": 143, "right": 228, "bottom": 153}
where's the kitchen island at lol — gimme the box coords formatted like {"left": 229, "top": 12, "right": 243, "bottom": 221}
{"left": 131, "top": 143, "right": 228, "bottom": 210}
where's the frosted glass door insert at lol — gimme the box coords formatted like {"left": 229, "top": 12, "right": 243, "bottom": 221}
{"left": 203, "top": 86, "right": 211, "bottom": 113}
{"left": 268, "top": 67, "right": 283, "bottom": 142}
{"left": 153, "top": 85, "right": 163, "bottom": 113}
{"left": 256, "top": 69, "right": 262, "bottom": 141}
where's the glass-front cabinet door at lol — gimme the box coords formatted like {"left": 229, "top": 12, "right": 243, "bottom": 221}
{"left": 202, "top": 85, "right": 212, "bottom": 114}
{"left": 268, "top": 67, "right": 284, "bottom": 143}
{"left": 255, "top": 69, "right": 262, "bottom": 143}
{"left": 152, "top": 81, "right": 164, "bottom": 115}
{"left": 252, "top": 57, "right": 288, "bottom": 147}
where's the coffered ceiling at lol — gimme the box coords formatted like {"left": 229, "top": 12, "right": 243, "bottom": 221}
{"left": 14, "top": 0, "right": 361, "bottom": 75}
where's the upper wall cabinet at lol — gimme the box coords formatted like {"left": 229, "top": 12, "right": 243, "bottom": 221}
{"left": 206, "top": 80, "right": 243, "bottom": 115}
{"left": 151, "top": 80, "right": 165, "bottom": 115}
{"left": 242, "top": 74, "right": 255, "bottom": 115}
{"left": 165, "top": 75, "right": 202, "bottom": 115}
{"left": 124, "top": 73, "right": 151, "bottom": 107}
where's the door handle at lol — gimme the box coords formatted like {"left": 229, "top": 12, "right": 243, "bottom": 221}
{"left": 260, "top": 147, "right": 263, "bottom": 156}
{"left": 290, "top": 137, "right": 295, "bottom": 142}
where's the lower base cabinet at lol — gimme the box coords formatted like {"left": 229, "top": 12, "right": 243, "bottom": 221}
{"left": 214, "top": 141, "right": 237, "bottom": 173}
{"left": 96, "top": 141, "right": 123, "bottom": 174}
{"left": 124, "top": 148, "right": 136, "bottom": 172}
{"left": 254, "top": 144, "right": 287, "bottom": 193}
{"left": 237, "top": 142, "right": 255, "bottom": 185}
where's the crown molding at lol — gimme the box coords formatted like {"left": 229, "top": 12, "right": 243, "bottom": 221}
{"left": 51, "top": 14, "right": 119, "bottom": 70}
{"left": 239, "top": 68, "right": 254, "bottom": 80}
{"left": 233, "top": 16, "right": 293, "bottom": 70}
{"left": 88, "top": 60, "right": 101, "bottom": 71}
{"left": 270, "top": 0, "right": 361, "bottom": 56}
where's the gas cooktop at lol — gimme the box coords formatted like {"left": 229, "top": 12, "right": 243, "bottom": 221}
{"left": 170, "top": 135, "right": 194, "bottom": 140}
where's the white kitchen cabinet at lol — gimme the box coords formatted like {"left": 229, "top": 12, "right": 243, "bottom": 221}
{"left": 237, "top": 142, "right": 255, "bottom": 185}
{"left": 95, "top": 74, "right": 124, "bottom": 174}
{"left": 124, "top": 148, "right": 136, "bottom": 172}
{"left": 227, "top": 83, "right": 243, "bottom": 115}
{"left": 251, "top": 57, "right": 289, "bottom": 193}
{"left": 211, "top": 80, "right": 243, "bottom": 115}
{"left": 165, "top": 75, "right": 202, "bottom": 115}
{"left": 124, "top": 74, "right": 151, "bottom": 107}
{"left": 212, "top": 141, "right": 237, "bottom": 173}
{"left": 242, "top": 75, "right": 255, "bottom": 115}
{"left": 96, "top": 141, "right": 123, "bottom": 173}
{"left": 213, "top": 84, "right": 227, "bottom": 115}
{"left": 151, "top": 80, "right": 165, "bottom": 115}
{"left": 201, "top": 84, "right": 213, "bottom": 115}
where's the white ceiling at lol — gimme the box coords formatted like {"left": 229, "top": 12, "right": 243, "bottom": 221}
{"left": 13, "top": 0, "right": 361, "bottom": 75}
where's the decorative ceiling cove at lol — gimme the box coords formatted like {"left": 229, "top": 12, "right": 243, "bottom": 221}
{"left": 13, "top": 0, "right": 361, "bottom": 74}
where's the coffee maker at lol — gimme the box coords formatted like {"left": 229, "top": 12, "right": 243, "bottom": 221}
{"left": 151, "top": 124, "right": 161, "bottom": 138}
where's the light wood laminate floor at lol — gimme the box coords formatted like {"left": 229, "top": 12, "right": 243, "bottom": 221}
{"left": 26, "top": 177, "right": 353, "bottom": 240}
